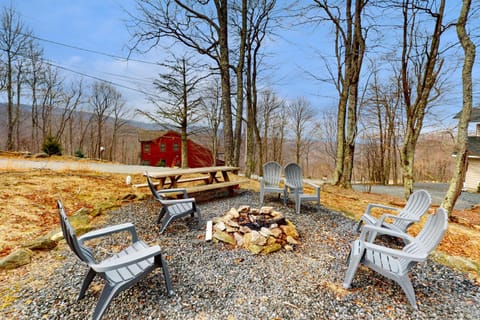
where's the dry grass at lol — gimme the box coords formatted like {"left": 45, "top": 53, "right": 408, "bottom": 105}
{"left": 0, "top": 158, "right": 479, "bottom": 284}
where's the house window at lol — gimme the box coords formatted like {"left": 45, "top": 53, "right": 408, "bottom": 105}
{"left": 173, "top": 143, "right": 179, "bottom": 152}
{"left": 160, "top": 143, "right": 166, "bottom": 152}
{"left": 144, "top": 143, "right": 150, "bottom": 154}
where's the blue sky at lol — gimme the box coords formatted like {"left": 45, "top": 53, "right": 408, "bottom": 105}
{"left": 7, "top": 0, "right": 331, "bottom": 115}
{"left": 4, "top": 0, "right": 473, "bottom": 129}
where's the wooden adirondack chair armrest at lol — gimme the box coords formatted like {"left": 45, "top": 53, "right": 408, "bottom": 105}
{"left": 78, "top": 223, "right": 139, "bottom": 243}
{"left": 360, "top": 224, "right": 415, "bottom": 243}
{"left": 161, "top": 198, "right": 196, "bottom": 206}
{"left": 158, "top": 188, "right": 188, "bottom": 198}
{"left": 90, "top": 245, "right": 162, "bottom": 272}
{"left": 361, "top": 241, "right": 428, "bottom": 261}
{"left": 378, "top": 213, "right": 420, "bottom": 224}
{"left": 364, "top": 203, "right": 399, "bottom": 216}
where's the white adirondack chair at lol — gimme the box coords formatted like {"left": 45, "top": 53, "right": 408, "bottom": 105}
{"left": 259, "top": 161, "right": 286, "bottom": 205}
{"left": 356, "top": 190, "right": 431, "bottom": 241}
{"left": 284, "top": 163, "right": 321, "bottom": 214}
{"left": 57, "top": 200, "right": 174, "bottom": 320}
{"left": 343, "top": 207, "right": 448, "bottom": 309}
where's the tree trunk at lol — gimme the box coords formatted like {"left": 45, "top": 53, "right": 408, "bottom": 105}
{"left": 441, "top": 0, "right": 475, "bottom": 214}
{"left": 233, "top": 0, "right": 247, "bottom": 167}
{"left": 400, "top": 0, "right": 445, "bottom": 198}
{"left": 215, "top": 0, "right": 234, "bottom": 166}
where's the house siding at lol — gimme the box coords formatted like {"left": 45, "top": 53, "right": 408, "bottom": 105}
{"left": 465, "top": 158, "right": 480, "bottom": 191}
{"left": 139, "top": 130, "right": 214, "bottom": 168}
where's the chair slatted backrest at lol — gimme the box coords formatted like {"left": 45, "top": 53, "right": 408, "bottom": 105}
{"left": 399, "top": 207, "right": 448, "bottom": 270}
{"left": 393, "top": 190, "right": 431, "bottom": 231}
{"left": 284, "top": 163, "right": 304, "bottom": 192}
{"left": 263, "top": 161, "right": 282, "bottom": 186}
{"left": 57, "top": 200, "right": 95, "bottom": 264}
{"left": 145, "top": 172, "right": 165, "bottom": 201}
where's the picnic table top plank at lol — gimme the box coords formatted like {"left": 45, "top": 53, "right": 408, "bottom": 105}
{"left": 146, "top": 166, "right": 240, "bottom": 178}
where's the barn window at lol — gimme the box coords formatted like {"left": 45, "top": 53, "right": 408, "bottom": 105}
{"left": 160, "top": 143, "right": 166, "bottom": 152}
{"left": 173, "top": 143, "right": 179, "bottom": 152}
{"left": 144, "top": 143, "right": 150, "bottom": 154}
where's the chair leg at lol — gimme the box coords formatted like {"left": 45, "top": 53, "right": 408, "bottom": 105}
{"left": 397, "top": 275, "right": 418, "bottom": 309}
{"left": 155, "top": 254, "right": 174, "bottom": 296}
{"left": 295, "top": 194, "right": 301, "bottom": 214}
{"left": 157, "top": 208, "right": 167, "bottom": 225}
{"left": 159, "top": 214, "right": 174, "bottom": 234}
{"left": 343, "top": 241, "right": 363, "bottom": 289}
{"left": 78, "top": 268, "right": 96, "bottom": 300}
{"left": 92, "top": 284, "right": 120, "bottom": 320}
{"left": 196, "top": 208, "right": 203, "bottom": 229}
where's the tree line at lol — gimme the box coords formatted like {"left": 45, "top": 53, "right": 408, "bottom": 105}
{"left": 0, "top": 1, "right": 477, "bottom": 214}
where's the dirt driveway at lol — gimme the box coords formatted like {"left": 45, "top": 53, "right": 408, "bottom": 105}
{"left": 0, "top": 157, "right": 164, "bottom": 174}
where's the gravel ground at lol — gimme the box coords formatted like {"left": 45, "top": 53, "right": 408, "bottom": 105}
{"left": 3, "top": 190, "right": 480, "bottom": 320}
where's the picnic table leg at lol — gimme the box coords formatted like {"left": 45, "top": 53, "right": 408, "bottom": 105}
{"left": 157, "top": 178, "right": 166, "bottom": 190}
{"left": 221, "top": 171, "right": 230, "bottom": 182}
{"left": 169, "top": 175, "right": 181, "bottom": 188}
{"left": 208, "top": 172, "right": 219, "bottom": 184}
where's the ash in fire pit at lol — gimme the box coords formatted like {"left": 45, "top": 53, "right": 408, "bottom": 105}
{"left": 211, "top": 205, "right": 300, "bottom": 254}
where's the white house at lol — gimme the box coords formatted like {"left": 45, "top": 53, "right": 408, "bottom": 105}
{"left": 456, "top": 108, "right": 480, "bottom": 191}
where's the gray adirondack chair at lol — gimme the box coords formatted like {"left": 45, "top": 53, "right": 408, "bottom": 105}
{"left": 57, "top": 200, "right": 173, "bottom": 320}
{"left": 146, "top": 172, "right": 201, "bottom": 234}
{"left": 343, "top": 207, "right": 448, "bottom": 309}
{"left": 356, "top": 189, "right": 431, "bottom": 241}
{"left": 284, "top": 163, "right": 321, "bottom": 214}
{"left": 259, "top": 161, "right": 286, "bottom": 205}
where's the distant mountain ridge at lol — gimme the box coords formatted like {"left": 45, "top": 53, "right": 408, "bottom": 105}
{"left": 0, "top": 102, "right": 165, "bottom": 130}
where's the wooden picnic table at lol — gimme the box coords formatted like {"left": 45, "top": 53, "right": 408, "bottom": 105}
{"left": 144, "top": 166, "right": 248, "bottom": 194}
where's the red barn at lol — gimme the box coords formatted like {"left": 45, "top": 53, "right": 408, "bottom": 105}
{"left": 138, "top": 130, "right": 214, "bottom": 168}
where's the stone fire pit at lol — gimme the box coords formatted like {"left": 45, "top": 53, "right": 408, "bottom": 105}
{"left": 211, "top": 205, "right": 300, "bottom": 254}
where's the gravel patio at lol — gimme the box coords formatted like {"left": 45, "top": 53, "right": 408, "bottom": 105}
{"left": 3, "top": 190, "right": 479, "bottom": 319}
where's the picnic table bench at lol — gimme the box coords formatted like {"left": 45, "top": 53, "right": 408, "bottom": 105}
{"left": 136, "top": 166, "right": 249, "bottom": 195}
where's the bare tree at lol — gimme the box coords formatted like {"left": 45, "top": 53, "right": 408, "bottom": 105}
{"left": 287, "top": 97, "right": 316, "bottom": 164}
{"left": 137, "top": 54, "right": 206, "bottom": 168}
{"left": 0, "top": 6, "right": 29, "bottom": 150}
{"left": 320, "top": 110, "right": 338, "bottom": 166}
{"left": 244, "top": 0, "right": 277, "bottom": 177}
{"left": 90, "top": 82, "right": 120, "bottom": 159}
{"left": 311, "top": 0, "right": 369, "bottom": 188}
{"left": 231, "top": 0, "right": 248, "bottom": 166}
{"left": 441, "top": 0, "right": 475, "bottom": 214}
{"left": 398, "top": 0, "right": 446, "bottom": 197}
{"left": 361, "top": 63, "right": 402, "bottom": 184}
{"left": 199, "top": 78, "right": 223, "bottom": 165}
{"left": 129, "top": 0, "right": 235, "bottom": 165}
{"left": 270, "top": 102, "right": 287, "bottom": 164}
{"left": 54, "top": 81, "right": 84, "bottom": 143}
{"left": 39, "top": 66, "right": 62, "bottom": 141}
{"left": 24, "top": 39, "right": 46, "bottom": 152}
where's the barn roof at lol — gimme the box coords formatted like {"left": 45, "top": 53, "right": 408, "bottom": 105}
{"left": 453, "top": 107, "right": 480, "bottom": 122}
{"left": 137, "top": 129, "right": 169, "bottom": 142}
